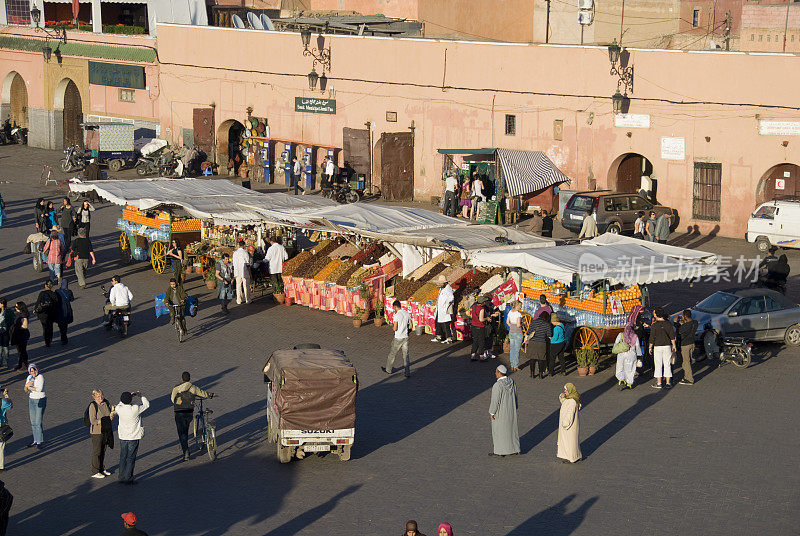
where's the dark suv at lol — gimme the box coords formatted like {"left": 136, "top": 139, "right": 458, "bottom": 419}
{"left": 561, "top": 190, "right": 678, "bottom": 235}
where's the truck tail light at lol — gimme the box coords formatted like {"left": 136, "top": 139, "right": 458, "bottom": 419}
{"left": 287, "top": 440, "right": 300, "bottom": 445}
{"left": 336, "top": 439, "right": 349, "bottom": 444}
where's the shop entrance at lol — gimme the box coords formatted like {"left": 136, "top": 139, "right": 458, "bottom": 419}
{"left": 756, "top": 163, "right": 800, "bottom": 204}
{"left": 608, "top": 153, "right": 654, "bottom": 194}
{"left": 216, "top": 119, "right": 245, "bottom": 175}
{"left": 380, "top": 131, "right": 413, "bottom": 201}
{"left": 54, "top": 78, "right": 83, "bottom": 149}
{"left": 343, "top": 127, "right": 371, "bottom": 188}
{"left": 1, "top": 71, "right": 28, "bottom": 128}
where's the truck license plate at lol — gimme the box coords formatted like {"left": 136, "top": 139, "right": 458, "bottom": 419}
{"left": 570, "top": 214, "right": 583, "bottom": 220}
{"left": 305, "top": 444, "right": 330, "bottom": 452}
{"left": 123, "top": 315, "right": 130, "bottom": 321}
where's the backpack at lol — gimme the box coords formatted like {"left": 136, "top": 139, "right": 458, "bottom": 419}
{"left": 174, "top": 389, "right": 195, "bottom": 411}
{"left": 83, "top": 401, "right": 99, "bottom": 427}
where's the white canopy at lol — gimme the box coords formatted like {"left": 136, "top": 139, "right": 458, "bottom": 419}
{"left": 469, "top": 234, "right": 720, "bottom": 285}
{"left": 388, "top": 224, "right": 556, "bottom": 251}
{"left": 69, "top": 178, "right": 336, "bottom": 225}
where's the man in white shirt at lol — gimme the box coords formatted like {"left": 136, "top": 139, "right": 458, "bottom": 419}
{"left": 444, "top": 173, "right": 459, "bottom": 217}
{"left": 265, "top": 236, "right": 289, "bottom": 295}
{"left": 114, "top": 390, "right": 149, "bottom": 485}
{"left": 103, "top": 275, "right": 133, "bottom": 323}
{"left": 291, "top": 156, "right": 304, "bottom": 195}
{"left": 322, "top": 157, "right": 336, "bottom": 188}
{"left": 432, "top": 275, "right": 455, "bottom": 343}
{"left": 383, "top": 300, "right": 412, "bottom": 378}
{"left": 232, "top": 241, "right": 252, "bottom": 305}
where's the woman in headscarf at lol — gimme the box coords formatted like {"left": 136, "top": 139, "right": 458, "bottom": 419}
{"left": 614, "top": 305, "right": 643, "bottom": 389}
{"left": 34, "top": 198, "right": 46, "bottom": 233}
{"left": 557, "top": 383, "right": 582, "bottom": 463}
{"left": 437, "top": 522, "right": 453, "bottom": 536}
{"left": 44, "top": 201, "right": 58, "bottom": 230}
{"left": 766, "top": 254, "right": 790, "bottom": 294}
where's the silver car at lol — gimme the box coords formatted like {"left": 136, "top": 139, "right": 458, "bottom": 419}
{"left": 679, "top": 288, "right": 800, "bottom": 345}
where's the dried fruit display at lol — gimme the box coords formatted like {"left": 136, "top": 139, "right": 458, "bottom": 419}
{"left": 394, "top": 279, "right": 425, "bottom": 301}
{"left": 326, "top": 260, "right": 353, "bottom": 284}
{"left": 419, "top": 263, "right": 447, "bottom": 283}
{"left": 314, "top": 259, "right": 342, "bottom": 281}
{"left": 346, "top": 267, "right": 369, "bottom": 286}
{"left": 294, "top": 253, "right": 332, "bottom": 279}
{"left": 329, "top": 243, "right": 360, "bottom": 259}
{"left": 283, "top": 251, "right": 312, "bottom": 275}
{"left": 360, "top": 243, "right": 388, "bottom": 265}
{"left": 335, "top": 263, "right": 360, "bottom": 286}
{"left": 410, "top": 282, "right": 437, "bottom": 303}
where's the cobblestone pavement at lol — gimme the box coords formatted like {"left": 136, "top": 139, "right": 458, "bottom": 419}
{"left": 0, "top": 145, "right": 799, "bottom": 536}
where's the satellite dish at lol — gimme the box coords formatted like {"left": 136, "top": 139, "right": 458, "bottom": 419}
{"left": 247, "top": 12, "right": 263, "bottom": 30}
{"left": 260, "top": 13, "right": 276, "bottom": 31}
{"left": 231, "top": 14, "right": 245, "bottom": 29}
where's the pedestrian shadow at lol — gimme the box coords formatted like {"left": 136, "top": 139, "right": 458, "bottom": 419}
{"left": 518, "top": 377, "right": 615, "bottom": 454}
{"left": 262, "top": 485, "right": 362, "bottom": 536}
{"left": 505, "top": 494, "right": 597, "bottom": 536}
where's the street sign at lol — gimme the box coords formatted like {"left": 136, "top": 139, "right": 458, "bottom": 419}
{"left": 295, "top": 97, "right": 336, "bottom": 114}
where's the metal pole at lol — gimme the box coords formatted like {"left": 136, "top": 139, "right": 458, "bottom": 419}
{"left": 784, "top": 2, "right": 791, "bottom": 53}
{"left": 581, "top": 24, "right": 584, "bottom": 45}
{"left": 546, "top": 0, "right": 551, "bottom": 43}
{"left": 619, "top": 0, "right": 625, "bottom": 43}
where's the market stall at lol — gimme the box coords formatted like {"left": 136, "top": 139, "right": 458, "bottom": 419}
{"left": 469, "top": 234, "right": 721, "bottom": 354}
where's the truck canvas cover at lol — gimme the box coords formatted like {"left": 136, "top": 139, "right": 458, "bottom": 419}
{"left": 263, "top": 349, "right": 357, "bottom": 430}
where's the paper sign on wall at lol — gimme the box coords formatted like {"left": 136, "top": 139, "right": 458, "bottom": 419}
{"left": 776, "top": 178, "right": 786, "bottom": 190}
{"left": 660, "top": 137, "right": 685, "bottom": 161}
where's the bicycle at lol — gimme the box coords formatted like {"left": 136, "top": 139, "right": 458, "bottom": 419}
{"left": 192, "top": 395, "right": 217, "bottom": 461}
{"left": 171, "top": 303, "right": 186, "bottom": 343}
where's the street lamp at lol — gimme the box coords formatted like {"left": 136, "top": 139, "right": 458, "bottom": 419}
{"left": 611, "top": 90, "right": 624, "bottom": 115}
{"left": 607, "top": 39, "right": 621, "bottom": 65}
{"left": 30, "top": 5, "right": 41, "bottom": 25}
{"left": 300, "top": 27, "right": 312, "bottom": 49}
{"left": 308, "top": 68, "right": 319, "bottom": 90}
{"left": 31, "top": 5, "right": 68, "bottom": 43}
{"left": 42, "top": 45, "right": 52, "bottom": 62}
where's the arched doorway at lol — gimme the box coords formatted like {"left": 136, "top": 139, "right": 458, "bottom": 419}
{"left": 607, "top": 153, "right": 654, "bottom": 194}
{"left": 1, "top": 72, "right": 28, "bottom": 128}
{"left": 54, "top": 78, "right": 83, "bottom": 149}
{"left": 216, "top": 119, "right": 245, "bottom": 175}
{"left": 756, "top": 163, "right": 800, "bottom": 204}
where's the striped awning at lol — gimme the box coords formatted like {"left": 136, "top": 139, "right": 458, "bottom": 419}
{"left": 497, "top": 149, "right": 571, "bottom": 197}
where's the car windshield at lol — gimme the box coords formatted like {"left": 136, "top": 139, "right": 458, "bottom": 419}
{"left": 569, "top": 196, "right": 595, "bottom": 212}
{"left": 694, "top": 292, "right": 739, "bottom": 314}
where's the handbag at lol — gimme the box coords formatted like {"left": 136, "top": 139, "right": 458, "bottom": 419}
{"left": 671, "top": 350, "right": 677, "bottom": 365}
{"left": 611, "top": 339, "right": 630, "bottom": 354}
{"left": 0, "top": 424, "right": 13, "bottom": 442}
{"left": 24, "top": 242, "right": 31, "bottom": 254}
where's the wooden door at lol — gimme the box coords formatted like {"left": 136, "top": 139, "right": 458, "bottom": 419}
{"left": 343, "top": 127, "right": 370, "bottom": 185}
{"left": 63, "top": 80, "right": 83, "bottom": 149}
{"left": 759, "top": 164, "right": 800, "bottom": 203}
{"left": 10, "top": 73, "right": 27, "bottom": 128}
{"left": 615, "top": 154, "right": 642, "bottom": 193}
{"left": 380, "top": 132, "right": 413, "bottom": 201}
{"left": 193, "top": 108, "right": 215, "bottom": 156}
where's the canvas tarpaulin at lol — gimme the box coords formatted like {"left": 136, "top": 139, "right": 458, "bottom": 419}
{"left": 263, "top": 349, "right": 357, "bottom": 431}
{"left": 469, "top": 234, "right": 719, "bottom": 285}
{"left": 386, "top": 224, "right": 556, "bottom": 251}
{"left": 69, "top": 178, "right": 336, "bottom": 224}
{"left": 497, "top": 149, "right": 571, "bottom": 197}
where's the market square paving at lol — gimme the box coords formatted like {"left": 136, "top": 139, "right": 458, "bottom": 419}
{"left": 0, "top": 145, "right": 799, "bottom": 535}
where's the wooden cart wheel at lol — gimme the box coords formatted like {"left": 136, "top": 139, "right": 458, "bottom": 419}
{"left": 119, "top": 232, "right": 132, "bottom": 264}
{"left": 150, "top": 241, "right": 167, "bottom": 274}
{"left": 573, "top": 326, "right": 600, "bottom": 350}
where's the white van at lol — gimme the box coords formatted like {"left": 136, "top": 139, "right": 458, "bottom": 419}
{"left": 746, "top": 200, "right": 800, "bottom": 252}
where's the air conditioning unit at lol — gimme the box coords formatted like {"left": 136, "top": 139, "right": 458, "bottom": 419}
{"left": 578, "top": 0, "right": 594, "bottom": 10}
{"left": 578, "top": 11, "right": 594, "bottom": 25}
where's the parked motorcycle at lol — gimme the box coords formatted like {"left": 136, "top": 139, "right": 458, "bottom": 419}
{"left": 158, "top": 154, "right": 184, "bottom": 178}
{"left": 60, "top": 145, "right": 86, "bottom": 172}
{"left": 135, "top": 155, "right": 159, "bottom": 176}
{"left": 101, "top": 285, "right": 130, "bottom": 338}
{"left": 323, "top": 182, "right": 361, "bottom": 204}
{"left": 10, "top": 122, "right": 27, "bottom": 145}
{"left": 719, "top": 337, "right": 752, "bottom": 368}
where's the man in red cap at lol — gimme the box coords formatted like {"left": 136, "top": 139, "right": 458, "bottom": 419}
{"left": 120, "top": 512, "right": 148, "bottom": 536}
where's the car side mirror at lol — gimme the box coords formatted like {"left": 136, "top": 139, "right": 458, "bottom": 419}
{"left": 263, "top": 374, "right": 269, "bottom": 384}
{"left": 728, "top": 311, "right": 738, "bottom": 317}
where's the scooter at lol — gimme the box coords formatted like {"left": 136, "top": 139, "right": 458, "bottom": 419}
{"left": 0, "top": 119, "right": 12, "bottom": 145}
{"left": 719, "top": 337, "right": 752, "bottom": 368}
{"left": 60, "top": 145, "right": 87, "bottom": 172}
{"left": 10, "top": 122, "right": 27, "bottom": 145}
{"left": 158, "top": 154, "right": 184, "bottom": 178}
{"left": 101, "top": 285, "right": 130, "bottom": 338}
{"left": 135, "top": 155, "right": 159, "bottom": 176}
{"left": 323, "top": 182, "right": 361, "bottom": 204}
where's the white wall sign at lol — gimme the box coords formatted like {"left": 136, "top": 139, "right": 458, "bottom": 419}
{"left": 784, "top": 171, "right": 791, "bottom": 177}
{"left": 758, "top": 120, "right": 800, "bottom": 136}
{"left": 614, "top": 113, "right": 651, "bottom": 129}
{"left": 776, "top": 178, "right": 786, "bottom": 190}
{"left": 660, "top": 137, "right": 685, "bottom": 161}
